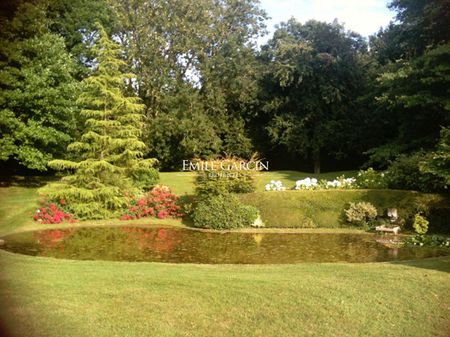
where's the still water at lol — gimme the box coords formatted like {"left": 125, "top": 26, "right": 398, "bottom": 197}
{"left": 1, "top": 226, "right": 448, "bottom": 264}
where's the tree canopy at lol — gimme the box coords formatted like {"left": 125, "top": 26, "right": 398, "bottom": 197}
{"left": 256, "top": 19, "right": 368, "bottom": 172}
{"left": 0, "top": 0, "right": 448, "bottom": 184}
{"left": 0, "top": 2, "right": 79, "bottom": 171}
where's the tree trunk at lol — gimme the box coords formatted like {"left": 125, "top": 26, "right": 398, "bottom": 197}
{"left": 313, "top": 150, "right": 321, "bottom": 174}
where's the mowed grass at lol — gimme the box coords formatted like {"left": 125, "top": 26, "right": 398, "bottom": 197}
{"left": 1, "top": 251, "right": 449, "bottom": 337}
{"left": 160, "top": 170, "right": 357, "bottom": 195}
{"left": 0, "top": 172, "right": 449, "bottom": 337}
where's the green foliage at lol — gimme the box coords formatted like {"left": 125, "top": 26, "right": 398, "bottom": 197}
{"left": 176, "top": 195, "right": 197, "bottom": 217}
{"left": 0, "top": 2, "right": 79, "bottom": 170}
{"left": 388, "top": 0, "right": 450, "bottom": 56}
{"left": 131, "top": 167, "right": 159, "bottom": 190}
{"left": 42, "top": 25, "right": 158, "bottom": 219}
{"left": 405, "top": 234, "right": 450, "bottom": 247}
{"left": 367, "top": 0, "right": 450, "bottom": 170}
{"left": 371, "top": 44, "right": 450, "bottom": 161}
{"left": 386, "top": 153, "right": 446, "bottom": 192}
{"left": 344, "top": 202, "right": 378, "bottom": 228}
{"left": 191, "top": 157, "right": 260, "bottom": 230}
{"left": 412, "top": 214, "right": 429, "bottom": 235}
{"left": 45, "top": 0, "right": 114, "bottom": 78}
{"left": 365, "top": 0, "right": 450, "bottom": 175}
{"left": 258, "top": 19, "right": 368, "bottom": 173}
{"left": 355, "top": 168, "right": 388, "bottom": 189}
{"left": 194, "top": 158, "right": 257, "bottom": 199}
{"left": 420, "top": 127, "right": 450, "bottom": 187}
{"left": 191, "top": 194, "right": 259, "bottom": 230}
{"left": 144, "top": 88, "right": 222, "bottom": 169}
{"left": 111, "top": 0, "right": 264, "bottom": 167}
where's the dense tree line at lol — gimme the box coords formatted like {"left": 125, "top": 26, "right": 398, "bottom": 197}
{"left": 0, "top": 0, "right": 448, "bottom": 181}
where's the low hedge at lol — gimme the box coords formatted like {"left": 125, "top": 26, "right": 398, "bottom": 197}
{"left": 239, "top": 189, "right": 449, "bottom": 232}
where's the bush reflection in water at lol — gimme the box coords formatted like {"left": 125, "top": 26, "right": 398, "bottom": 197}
{"left": 0, "top": 226, "right": 448, "bottom": 264}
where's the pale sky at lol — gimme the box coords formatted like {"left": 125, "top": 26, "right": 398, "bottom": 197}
{"left": 258, "top": 0, "right": 396, "bottom": 44}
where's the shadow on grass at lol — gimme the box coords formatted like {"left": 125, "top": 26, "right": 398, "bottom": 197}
{"left": 389, "top": 256, "right": 450, "bottom": 273}
{"left": 0, "top": 175, "right": 57, "bottom": 188}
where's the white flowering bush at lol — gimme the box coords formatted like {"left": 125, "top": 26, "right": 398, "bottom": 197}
{"left": 344, "top": 202, "right": 378, "bottom": 227}
{"left": 313, "top": 176, "right": 356, "bottom": 189}
{"left": 325, "top": 176, "right": 356, "bottom": 189}
{"left": 355, "top": 168, "right": 387, "bottom": 189}
{"left": 265, "top": 180, "right": 286, "bottom": 191}
{"left": 265, "top": 175, "right": 359, "bottom": 192}
{"left": 294, "top": 177, "right": 318, "bottom": 190}
{"left": 325, "top": 179, "right": 341, "bottom": 188}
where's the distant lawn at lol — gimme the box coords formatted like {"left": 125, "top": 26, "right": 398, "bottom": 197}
{"left": 159, "top": 171, "right": 197, "bottom": 195}
{"left": 160, "top": 170, "right": 357, "bottom": 195}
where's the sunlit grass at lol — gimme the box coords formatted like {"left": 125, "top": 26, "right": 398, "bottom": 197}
{"left": 159, "top": 170, "right": 357, "bottom": 195}
{"left": 0, "top": 250, "right": 449, "bottom": 337}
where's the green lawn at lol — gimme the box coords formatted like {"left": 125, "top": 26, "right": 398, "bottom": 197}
{"left": 160, "top": 170, "right": 357, "bottom": 195}
{"left": 1, "top": 250, "right": 449, "bottom": 337}
{"left": 0, "top": 172, "right": 449, "bottom": 337}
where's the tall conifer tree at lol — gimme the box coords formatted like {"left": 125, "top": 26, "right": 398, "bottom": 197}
{"left": 43, "top": 25, "right": 158, "bottom": 219}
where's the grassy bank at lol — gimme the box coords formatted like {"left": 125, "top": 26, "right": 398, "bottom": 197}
{"left": 0, "top": 170, "right": 361, "bottom": 235}
{"left": 240, "top": 189, "right": 448, "bottom": 229}
{"left": 0, "top": 186, "right": 184, "bottom": 236}
{"left": 1, "top": 173, "right": 448, "bottom": 235}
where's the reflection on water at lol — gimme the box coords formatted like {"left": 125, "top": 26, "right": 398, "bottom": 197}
{"left": 1, "top": 226, "right": 448, "bottom": 264}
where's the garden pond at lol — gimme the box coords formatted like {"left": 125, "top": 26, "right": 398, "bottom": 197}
{"left": 1, "top": 226, "right": 448, "bottom": 264}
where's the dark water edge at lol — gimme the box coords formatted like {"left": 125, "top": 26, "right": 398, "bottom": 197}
{"left": 1, "top": 226, "right": 449, "bottom": 264}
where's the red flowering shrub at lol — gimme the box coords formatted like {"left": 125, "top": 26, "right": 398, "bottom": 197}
{"left": 33, "top": 197, "right": 75, "bottom": 224}
{"left": 120, "top": 185, "right": 183, "bottom": 220}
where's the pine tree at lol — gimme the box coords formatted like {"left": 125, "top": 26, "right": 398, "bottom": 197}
{"left": 42, "top": 24, "right": 158, "bottom": 219}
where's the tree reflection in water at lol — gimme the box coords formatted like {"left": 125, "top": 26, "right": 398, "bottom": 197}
{"left": 1, "top": 227, "right": 448, "bottom": 263}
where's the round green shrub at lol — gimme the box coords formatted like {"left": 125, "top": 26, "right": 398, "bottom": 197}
{"left": 412, "top": 214, "right": 429, "bottom": 234}
{"left": 344, "top": 202, "right": 378, "bottom": 228}
{"left": 355, "top": 168, "right": 388, "bottom": 189}
{"left": 191, "top": 194, "right": 259, "bottom": 230}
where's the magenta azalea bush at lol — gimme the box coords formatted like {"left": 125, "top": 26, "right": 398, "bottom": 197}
{"left": 33, "top": 198, "right": 74, "bottom": 224}
{"left": 120, "top": 185, "right": 183, "bottom": 220}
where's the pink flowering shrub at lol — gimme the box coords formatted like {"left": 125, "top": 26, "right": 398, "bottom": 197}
{"left": 33, "top": 197, "right": 75, "bottom": 224}
{"left": 120, "top": 185, "right": 183, "bottom": 220}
